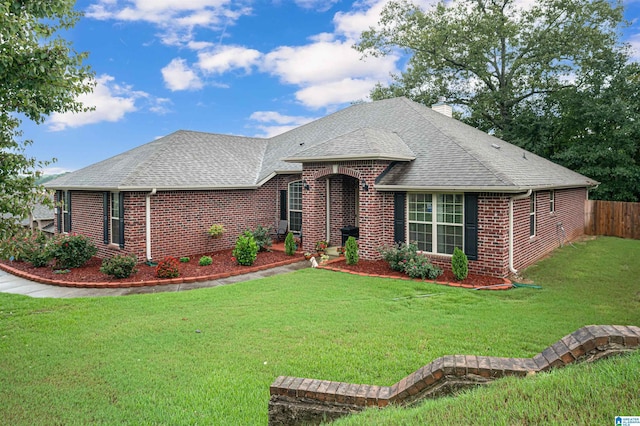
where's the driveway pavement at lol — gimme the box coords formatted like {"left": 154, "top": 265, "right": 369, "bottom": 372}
{"left": 0, "top": 261, "right": 309, "bottom": 298}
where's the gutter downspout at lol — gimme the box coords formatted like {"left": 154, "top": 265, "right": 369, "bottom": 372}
{"left": 146, "top": 188, "right": 157, "bottom": 262}
{"left": 509, "top": 189, "right": 532, "bottom": 275}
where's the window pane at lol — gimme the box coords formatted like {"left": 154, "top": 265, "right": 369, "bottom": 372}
{"left": 437, "top": 193, "right": 463, "bottom": 224}
{"left": 437, "top": 224, "right": 463, "bottom": 255}
{"left": 289, "top": 211, "right": 302, "bottom": 233}
{"left": 289, "top": 181, "right": 302, "bottom": 211}
{"left": 409, "top": 223, "right": 432, "bottom": 252}
{"left": 112, "top": 219, "right": 121, "bottom": 245}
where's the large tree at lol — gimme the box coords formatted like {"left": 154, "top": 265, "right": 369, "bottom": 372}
{"left": 0, "top": 1, "right": 93, "bottom": 238}
{"left": 355, "top": 0, "right": 627, "bottom": 137}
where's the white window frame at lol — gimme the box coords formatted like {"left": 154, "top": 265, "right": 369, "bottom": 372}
{"left": 61, "top": 190, "right": 70, "bottom": 233}
{"left": 549, "top": 190, "right": 555, "bottom": 214}
{"left": 288, "top": 181, "right": 302, "bottom": 235}
{"left": 407, "top": 193, "right": 464, "bottom": 256}
{"left": 530, "top": 193, "right": 536, "bottom": 237}
{"left": 110, "top": 192, "right": 121, "bottom": 245}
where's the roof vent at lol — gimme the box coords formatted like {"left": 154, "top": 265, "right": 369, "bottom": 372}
{"left": 491, "top": 143, "right": 501, "bottom": 149}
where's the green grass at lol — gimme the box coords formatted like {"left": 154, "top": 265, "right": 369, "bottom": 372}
{"left": 0, "top": 236, "right": 638, "bottom": 425}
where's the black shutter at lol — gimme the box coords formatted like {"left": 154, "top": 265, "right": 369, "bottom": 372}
{"left": 464, "top": 193, "right": 478, "bottom": 261}
{"left": 56, "top": 190, "right": 62, "bottom": 233}
{"left": 118, "top": 192, "right": 125, "bottom": 248}
{"left": 103, "top": 192, "right": 109, "bottom": 244}
{"left": 394, "top": 192, "right": 406, "bottom": 244}
{"left": 280, "top": 190, "right": 287, "bottom": 220}
{"left": 65, "top": 191, "right": 72, "bottom": 232}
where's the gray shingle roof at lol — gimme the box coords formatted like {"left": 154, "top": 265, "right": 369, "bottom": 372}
{"left": 46, "top": 97, "right": 597, "bottom": 192}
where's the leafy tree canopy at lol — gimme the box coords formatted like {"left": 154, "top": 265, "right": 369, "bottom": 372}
{"left": 0, "top": 1, "right": 94, "bottom": 237}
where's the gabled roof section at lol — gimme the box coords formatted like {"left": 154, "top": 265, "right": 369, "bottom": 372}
{"left": 46, "top": 130, "right": 268, "bottom": 190}
{"left": 283, "top": 127, "right": 415, "bottom": 163}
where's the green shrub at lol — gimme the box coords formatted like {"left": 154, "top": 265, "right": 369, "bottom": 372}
{"left": 378, "top": 242, "right": 419, "bottom": 271}
{"left": 402, "top": 255, "right": 442, "bottom": 280}
{"left": 49, "top": 233, "right": 97, "bottom": 269}
{"left": 0, "top": 230, "right": 51, "bottom": 266}
{"left": 248, "top": 225, "right": 272, "bottom": 252}
{"left": 179, "top": 256, "right": 190, "bottom": 263}
{"left": 451, "top": 247, "right": 469, "bottom": 280}
{"left": 208, "top": 223, "right": 225, "bottom": 238}
{"left": 284, "top": 232, "right": 296, "bottom": 256}
{"left": 198, "top": 255, "right": 213, "bottom": 266}
{"left": 345, "top": 236, "right": 359, "bottom": 265}
{"left": 156, "top": 257, "right": 180, "bottom": 278}
{"left": 100, "top": 254, "right": 138, "bottom": 279}
{"left": 233, "top": 232, "right": 259, "bottom": 266}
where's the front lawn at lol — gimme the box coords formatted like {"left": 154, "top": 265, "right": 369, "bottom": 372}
{"left": 0, "top": 236, "right": 638, "bottom": 424}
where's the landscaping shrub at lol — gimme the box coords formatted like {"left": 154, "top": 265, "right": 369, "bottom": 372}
{"left": 284, "top": 232, "right": 296, "bottom": 256}
{"left": 248, "top": 225, "right": 272, "bottom": 252}
{"left": 198, "top": 255, "right": 213, "bottom": 266}
{"left": 207, "top": 223, "right": 225, "bottom": 238}
{"left": 179, "top": 256, "right": 190, "bottom": 263}
{"left": 345, "top": 236, "right": 359, "bottom": 265}
{"left": 402, "top": 255, "right": 442, "bottom": 280}
{"left": 233, "top": 232, "right": 259, "bottom": 266}
{"left": 0, "top": 230, "right": 51, "bottom": 266}
{"left": 100, "top": 254, "right": 138, "bottom": 279}
{"left": 451, "top": 247, "right": 469, "bottom": 280}
{"left": 156, "top": 257, "right": 180, "bottom": 278}
{"left": 378, "top": 242, "right": 419, "bottom": 271}
{"left": 49, "top": 233, "right": 97, "bottom": 269}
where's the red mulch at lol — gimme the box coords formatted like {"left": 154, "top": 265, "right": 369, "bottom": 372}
{"left": 0, "top": 249, "right": 297, "bottom": 283}
{"left": 325, "top": 258, "right": 505, "bottom": 287}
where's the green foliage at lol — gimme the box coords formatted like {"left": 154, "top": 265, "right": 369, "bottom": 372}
{"left": 0, "top": 2, "right": 94, "bottom": 238}
{"left": 155, "top": 257, "right": 180, "bottom": 279}
{"left": 207, "top": 224, "right": 225, "bottom": 238}
{"left": 179, "top": 257, "right": 190, "bottom": 263}
{"left": 233, "top": 232, "right": 259, "bottom": 266}
{"left": 198, "top": 256, "right": 213, "bottom": 266}
{"left": 284, "top": 232, "right": 296, "bottom": 256}
{"left": 99, "top": 254, "right": 138, "bottom": 279}
{"left": 49, "top": 233, "right": 97, "bottom": 269}
{"left": 451, "top": 247, "right": 469, "bottom": 281}
{"left": 247, "top": 225, "right": 272, "bottom": 252}
{"left": 344, "top": 236, "right": 359, "bottom": 265}
{"left": 0, "top": 229, "right": 49, "bottom": 266}
{"left": 378, "top": 241, "right": 419, "bottom": 271}
{"left": 402, "top": 255, "right": 442, "bottom": 280}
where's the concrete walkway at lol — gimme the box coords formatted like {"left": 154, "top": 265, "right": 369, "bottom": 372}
{"left": 0, "top": 261, "right": 309, "bottom": 298}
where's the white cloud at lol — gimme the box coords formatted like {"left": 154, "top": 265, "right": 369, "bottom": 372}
{"left": 47, "top": 75, "right": 140, "bottom": 131}
{"left": 333, "top": 0, "right": 390, "bottom": 39}
{"left": 249, "top": 111, "right": 317, "bottom": 137}
{"left": 294, "top": 0, "right": 339, "bottom": 12}
{"left": 161, "top": 58, "right": 203, "bottom": 91}
{"left": 197, "top": 46, "right": 262, "bottom": 74}
{"left": 294, "top": 78, "right": 379, "bottom": 108}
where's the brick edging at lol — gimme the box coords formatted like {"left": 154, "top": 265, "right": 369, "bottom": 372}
{"left": 0, "top": 257, "right": 305, "bottom": 289}
{"left": 317, "top": 258, "right": 512, "bottom": 290}
{"left": 268, "top": 325, "right": 640, "bottom": 425}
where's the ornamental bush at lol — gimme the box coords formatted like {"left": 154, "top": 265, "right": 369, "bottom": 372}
{"left": 345, "top": 236, "right": 359, "bottom": 265}
{"left": 0, "top": 230, "right": 51, "bottom": 266}
{"left": 198, "top": 255, "right": 213, "bottom": 266}
{"left": 248, "top": 225, "right": 272, "bottom": 252}
{"left": 402, "top": 255, "right": 442, "bottom": 280}
{"left": 284, "top": 232, "right": 296, "bottom": 256}
{"left": 451, "top": 247, "right": 469, "bottom": 280}
{"left": 49, "top": 233, "right": 97, "bottom": 269}
{"left": 179, "top": 256, "right": 190, "bottom": 263}
{"left": 233, "top": 232, "right": 259, "bottom": 266}
{"left": 100, "top": 254, "right": 138, "bottom": 279}
{"left": 378, "top": 242, "right": 419, "bottom": 271}
{"left": 156, "top": 257, "right": 180, "bottom": 278}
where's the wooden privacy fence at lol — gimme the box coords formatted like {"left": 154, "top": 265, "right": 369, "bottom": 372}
{"left": 585, "top": 200, "right": 640, "bottom": 239}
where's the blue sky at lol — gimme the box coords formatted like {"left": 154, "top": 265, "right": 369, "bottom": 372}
{"left": 21, "top": 0, "right": 640, "bottom": 174}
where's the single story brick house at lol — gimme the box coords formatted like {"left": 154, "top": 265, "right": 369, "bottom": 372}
{"left": 46, "top": 97, "right": 597, "bottom": 277}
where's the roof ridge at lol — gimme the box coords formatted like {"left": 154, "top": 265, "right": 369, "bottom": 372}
{"left": 401, "top": 98, "right": 513, "bottom": 186}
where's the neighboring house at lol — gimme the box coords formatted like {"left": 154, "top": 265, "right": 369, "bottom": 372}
{"left": 45, "top": 97, "right": 597, "bottom": 277}
{"left": 23, "top": 200, "right": 55, "bottom": 236}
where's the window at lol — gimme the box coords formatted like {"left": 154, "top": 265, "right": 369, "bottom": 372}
{"left": 549, "top": 190, "right": 555, "bottom": 213}
{"left": 408, "top": 193, "right": 463, "bottom": 255}
{"left": 111, "top": 192, "right": 121, "bottom": 245}
{"left": 288, "top": 181, "right": 302, "bottom": 234}
{"left": 530, "top": 193, "right": 536, "bottom": 237}
{"left": 61, "top": 191, "right": 71, "bottom": 233}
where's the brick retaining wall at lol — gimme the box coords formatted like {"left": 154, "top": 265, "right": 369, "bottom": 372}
{"left": 268, "top": 325, "right": 640, "bottom": 425}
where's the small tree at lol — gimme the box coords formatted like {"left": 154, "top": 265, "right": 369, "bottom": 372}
{"left": 345, "top": 236, "right": 359, "bottom": 265}
{"left": 451, "top": 247, "right": 469, "bottom": 281}
{"left": 284, "top": 232, "right": 296, "bottom": 256}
